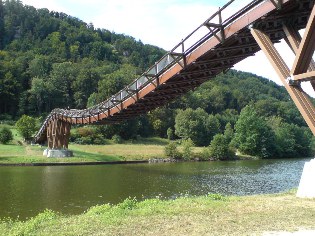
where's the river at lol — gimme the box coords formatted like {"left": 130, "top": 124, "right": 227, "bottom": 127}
{"left": 0, "top": 158, "right": 309, "bottom": 220}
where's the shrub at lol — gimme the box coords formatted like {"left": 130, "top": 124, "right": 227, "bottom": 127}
{"left": 200, "top": 147, "right": 211, "bottom": 161}
{"left": 15, "top": 115, "right": 37, "bottom": 140}
{"left": 79, "top": 136, "right": 93, "bottom": 145}
{"left": 167, "top": 127, "right": 174, "bottom": 140}
{"left": 112, "top": 134, "right": 122, "bottom": 144}
{"left": 208, "top": 134, "right": 235, "bottom": 160}
{"left": 93, "top": 134, "right": 106, "bottom": 145}
{"left": 164, "top": 142, "right": 181, "bottom": 159}
{"left": 77, "top": 127, "right": 95, "bottom": 137}
{"left": 181, "top": 139, "right": 194, "bottom": 160}
{"left": 0, "top": 127, "right": 13, "bottom": 144}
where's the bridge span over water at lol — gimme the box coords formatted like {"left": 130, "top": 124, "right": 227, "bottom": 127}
{"left": 35, "top": 0, "right": 315, "bottom": 153}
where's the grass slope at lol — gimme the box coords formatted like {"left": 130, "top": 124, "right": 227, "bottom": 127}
{"left": 1, "top": 191, "right": 314, "bottom": 235}
{"left": 0, "top": 125, "right": 170, "bottom": 163}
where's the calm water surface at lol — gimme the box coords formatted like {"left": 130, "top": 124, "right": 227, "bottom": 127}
{"left": 0, "top": 158, "right": 309, "bottom": 219}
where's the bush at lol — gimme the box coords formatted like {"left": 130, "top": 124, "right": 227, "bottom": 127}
{"left": 0, "top": 127, "right": 13, "bottom": 144}
{"left": 77, "top": 127, "right": 95, "bottom": 137}
{"left": 16, "top": 115, "right": 37, "bottom": 140}
{"left": 112, "top": 134, "right": 122, "bottom": 144}
{"left": 167, "top": 127, "right": 174, "bottom": 140}
{"left": 93, "top": 134, "right": 106, "bottom": 145}
{"left": 200, "top": 147, "right": 211, "bottom": 161}
{"left": 181, "top": 139, "right": 194, "bottom": 160}
{"left": 208, "top": 134, "right": 235, "bottom": 160}
{"left": 71, "top": 127, "right": 106, "bottom": 145}
{"left": 164, "top": 142, "right": 181, "bottom": 159}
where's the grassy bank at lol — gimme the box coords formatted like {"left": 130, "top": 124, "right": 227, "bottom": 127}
{"left": 0, "top": 141, "right": 170, "bottom": 164}
{"left": 0, "top": 124, "right": 173, "bottom": 163}
{"left": 0, "top": 191, "right": 314, "bottom": 235}
{"left": 0, "top": 124, "right": 206, "bottom": 163}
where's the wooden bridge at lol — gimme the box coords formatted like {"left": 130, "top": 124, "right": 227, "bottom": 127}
{"left": 35, "top": 0, "right": 315, "bottom": 152}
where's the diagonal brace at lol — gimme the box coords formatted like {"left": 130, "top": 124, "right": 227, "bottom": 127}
{"left": 251, "top": 28, "right": 315, "bottom": 135}
{"left": 291, "top": 4, "right": 315, "bottom": 75}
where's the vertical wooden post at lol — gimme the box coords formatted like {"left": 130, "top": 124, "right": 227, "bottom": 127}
{"left": 64, "top": 122, "right": 71, "bottom": 149}
{"left": 46, "top": 119, "right": 71, "bottom": 149}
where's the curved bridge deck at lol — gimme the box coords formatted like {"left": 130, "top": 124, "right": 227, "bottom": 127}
{"left": 35, "top": 0, "right": 315, "bottom": 145}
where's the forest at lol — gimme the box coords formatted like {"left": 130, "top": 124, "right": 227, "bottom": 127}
{"left": 0, "top": 0, "right": 314, "bottom": 159}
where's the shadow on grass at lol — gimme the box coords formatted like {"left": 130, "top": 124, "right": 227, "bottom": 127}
{"left": 127, "top": 137, "right": 169, "bottom": 146}
{"left": 72, "top": 149, "right": 122, "bottom": 162}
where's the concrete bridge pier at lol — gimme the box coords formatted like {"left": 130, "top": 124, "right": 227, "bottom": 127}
{"left": 297, "top": 159, "right": 315, "bottom": 198}
{"left": 43, "top": 119, "right": 73, "bottom": 158}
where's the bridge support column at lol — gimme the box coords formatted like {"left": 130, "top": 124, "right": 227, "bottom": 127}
{"left": 250, "top": 4, "right": 315, "bottom": 198}
{"left": 44, "top": 119, "right": 73, "bottom": 158}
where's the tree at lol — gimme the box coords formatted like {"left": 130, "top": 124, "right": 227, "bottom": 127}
{"left": 15, "top": 115, "right": 37, "bottom": 140}
{"left": 272, "top": 121, "right": 312, "bottom": 158}
{"left": 175, "top": 108, "right": 210, "bottom": 146}
{"left": 164, "top": 142, "right": 181, "bottom": 159}
{"left": 233, "top": 105, "right": 275, "bottom": 158}
{"left": 182, "top": 138, "right": 194, "bottom": 160}
{"left": 208, "top": 134, "right": 234, "bottom": 160}
{"left": 0, "top": 127, "right": 13, "bottom": 144}
{"left": 167, "top": 127, "right": 174, "bottom": 140}
{"left": 224, "top": 122, "right": 234, "bottom": 143}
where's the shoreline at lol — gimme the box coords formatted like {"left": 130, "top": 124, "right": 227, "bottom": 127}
{"left": 1, "top": 191, "right": 314, "bottom": 235}
{"left": 0, "top": 159, "right": 148, "bottom": 167}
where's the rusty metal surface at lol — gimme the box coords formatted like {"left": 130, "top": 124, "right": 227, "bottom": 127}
{"left": 35, "top": 0, "right": 315, "bottom": 143}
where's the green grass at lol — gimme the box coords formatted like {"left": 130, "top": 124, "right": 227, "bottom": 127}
{"left": 0, "top": 125, "right": 173, "bottom": 163}
{"left": 0, "top": 125, "right": 174, "bottom": 163}
{"left": 1, "top": 191, "right": 314, "bottom": 235}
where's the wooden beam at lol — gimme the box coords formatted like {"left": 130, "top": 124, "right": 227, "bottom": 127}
{"left": 291, "top": 5, "right": 315, "bottom": 75}
{"left": 283, "top": 24, "right": 315, "bottom": 90}
{"left": 251, "top": 27, "right": 315, "bottom": 135}
{"left": 293, "top": 71, "right": 315, "bottom": 81}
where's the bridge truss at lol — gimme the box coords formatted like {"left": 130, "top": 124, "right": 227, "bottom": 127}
{"left": 34, "top": 0, "right": 315, "bottom": 151}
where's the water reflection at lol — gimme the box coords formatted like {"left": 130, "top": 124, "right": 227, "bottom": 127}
{"left": 0, "top": 158, "right": 309, "bottom": 219}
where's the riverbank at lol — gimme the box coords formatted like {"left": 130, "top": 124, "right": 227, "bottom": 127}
{"left": 0, "top": 133, "right": 206, "bottom": 164}
{"left": 0, "top": 142, "right": 165, "bottom": 164}
{"left": 1, "top": 191, "right": 314, "bottom": 235}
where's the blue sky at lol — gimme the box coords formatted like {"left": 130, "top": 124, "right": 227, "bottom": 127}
{"left": 21, "top": 0, "right": 314, "bottom": 97}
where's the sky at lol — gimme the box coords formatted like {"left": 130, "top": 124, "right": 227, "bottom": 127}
{"left": 21, "top": 0, "right": 315, "bottom": 97}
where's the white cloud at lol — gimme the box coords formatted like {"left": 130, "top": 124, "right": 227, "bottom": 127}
{"left": 22, "top": 0, "right": 66, "bottom": 13}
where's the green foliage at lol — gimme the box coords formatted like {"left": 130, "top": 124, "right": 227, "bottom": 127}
{"left": 233, "top": 105, "right": 275, "bottom": 158}
{"left": 0, "top": 126, "right": 13, "bottom": 144}
{"left": 164, "top": 142, "right": 181, "bottom": 159}
{"left": 71, "top": 126, "right": 106, "bottom": 145}
{"left": 86, "top": 204, "right": 111, "bottom": 215}
{"left": 208, "top": 134, "right": 235, "bottom": 160}
{"left": 8, "top": 209, "right": 57, "bottom": 236}
{"left": 15, "top": 115, "right": 37, "bottom": 140}
{"left": 175, "top": 108, "right": 219, "bottom": 146}
{"left": 181, "top": 138, "right": 194, "bottom": 160}
{"left": 112, "top": 134, "right": 122, "bottom": 144}
{"left": 224, "top": 123, "right": 234, "bottom": 144}
{"left": 148, "top": 107, "right": 175, "bottom": 137}
{"left": 271, "top": 120, "right": 312, "bottom": 158}
{"left": 117, "top": 197, "right": 138, "bottom": 210}
{"left": 207, "top": 193, "right": 226, "bottom": 201}
{"left": 167, "top": 127, "right": 174, "bottom": 140}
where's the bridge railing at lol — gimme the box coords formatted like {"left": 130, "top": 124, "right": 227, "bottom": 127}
{"left": 35, "top": 0, "right": 265, "bottom": 140}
